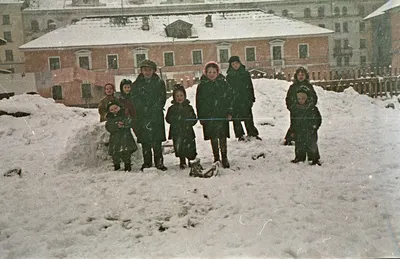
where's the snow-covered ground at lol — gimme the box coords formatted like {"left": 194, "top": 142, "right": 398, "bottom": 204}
{"left": 0, "top": 79, "right": 399, "bottom": 258}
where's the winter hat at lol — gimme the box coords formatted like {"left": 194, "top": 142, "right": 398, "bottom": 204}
{"left": 228, "top": 56, "right": 241, "bottom": 64}
{"left": 172, "top": 84, "right": 187, "bottom": 100}
{"left": 296, "top": 85, "right": 310, "bottom": 95}
{"left": 203, "top": 61, "right": 220, "bottom": 75}
{"left": 140, "top": 59, "right": 157, "bottom": 71}
{"left": 119, "top": 79, "right": 132, "bottom": 93}
{"left": 106, "top": 100, "right": 121, "bottom": 111}
{"left": 104, "top": 83, "right": 115, "bottom": 92}
{"left": 294, "top": 66, "right": 309, "bottom": 81}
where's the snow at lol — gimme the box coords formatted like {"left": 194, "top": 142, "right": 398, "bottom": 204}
{"left": 1, "top": 79, "right": 400, "bottom": 258}
{"left": 364, "top": 0, "right": 400, "bottom": 20}
{"left": 19, "top": 10, "right": 333, "bottom": 50}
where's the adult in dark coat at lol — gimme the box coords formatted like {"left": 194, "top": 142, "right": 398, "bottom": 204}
{"left": 226, "top": 56, "right": 260, "bottom": 141}
{"left": 105, "top": 100, "right": 138, "bottom": 171}
{"left": 131, "top": 59, "right": 167, "bottom": 171}
{"left": 291, "top": 86, "right": 322, "bottom": 165}
{"left": 284, "top": 66, "right": 318, "bottom": 145}
{"left": 166, "top": 85, "right": 198, "bottom": 169}
{"left": 196, "top": 61, "right": 232, "bottom": 168}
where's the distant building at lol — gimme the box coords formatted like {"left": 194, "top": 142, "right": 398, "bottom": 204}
{"left": 364, "top": 1, "right": 400, "bottom": 70}
{"left": 19, "top": 10, "right": 332, "bottom": 106}
{"left": 0, "top": 0, "right": 25, "bottom": 73}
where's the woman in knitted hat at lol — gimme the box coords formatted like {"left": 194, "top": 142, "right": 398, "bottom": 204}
{"left": 226, "top": 55, "right": 261, "bottom": 141}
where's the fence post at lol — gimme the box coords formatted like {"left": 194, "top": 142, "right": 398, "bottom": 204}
{"left": 318, "top": 71, "right": 321, "bottom": 81}
{"left": 329, "top": 71, "right": 333, "bottom": 80}
{"left": 379, "top": 79, "right": 383, "bottom": 98}
{"left": 324, "top": 70, "right": 327, "bottom": 80}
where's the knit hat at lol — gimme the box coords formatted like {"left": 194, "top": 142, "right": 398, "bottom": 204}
{"left": 203, "top": 61, "right": 220, "bottom": 75}
{"left": 172, "top": 84, "right": 187, "bottom": 100}
{"left": 296, "top": 85, "right": 310, "bottom": 95}
{"left": 140, "top": 59, "right": 157, "bottom": 71}
{"left": 106, "top": 100, "right": 121, "bottom": 111}
{"left": 228, "top": 56, "right": 241, "bottom": 64}
{"left": 294, "top": 66, "right": 309, "bottom": 81}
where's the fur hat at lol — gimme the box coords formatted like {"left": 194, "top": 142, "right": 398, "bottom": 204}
{"left": 294, "top": 66, "right": 309, "bottom": 81}
{"left": 228, "top": 56, "right": 241, "bottom": 64}
{"left": 140, "top": 59, "right": 157, "bottom": 71}
{"left": 106, "top": 100, "right": 121, "bottom": 111}
{"left": 203, "top": 61, "right": 220, "bottom": 75}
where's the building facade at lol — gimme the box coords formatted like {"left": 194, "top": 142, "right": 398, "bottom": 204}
{"left": 0, "top": 1, "right": 25, "bottom": 73}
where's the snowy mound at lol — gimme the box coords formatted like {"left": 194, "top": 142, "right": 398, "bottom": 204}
{"left": 1, "top": 80, "right": 400, "bottom": 258}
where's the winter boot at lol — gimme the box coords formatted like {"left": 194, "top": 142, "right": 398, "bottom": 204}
{"left": 114, "top": 164, "right": 121, "bottom": 171}
{"left": 179, "top": 157, "right": 187, "bottom": 169}
{"left": 124, "top": 163, "right": 132, "bottom": 172}
{"left": 220, "top": 138, "right": 230, "bottom": 168}
{"left": 211, "top": 138, "right": 220, "bottom": 162}
{"left": 310, "top": 159, "right": 322, "bottom": 166}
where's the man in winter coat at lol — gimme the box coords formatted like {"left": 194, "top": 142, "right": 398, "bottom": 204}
{"left": 131, "top": 59, "right": 167, "bottom": 171}
{"left": 226, "top": 56, "right": 261, "bottom": 141}
{"left": 284, "top": 66, "right": 318, "bottom": 145}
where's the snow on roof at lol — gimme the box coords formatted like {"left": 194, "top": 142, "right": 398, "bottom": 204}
{"left": 364, "top": 0, "right": 400, "bottom": 20}
{"left": 0, "top": 0, "right": 23, "bottom": 3}
{"left": 20, "top": 10, "right": 333, "bottom": 50}
{"left": 24, "top": 0, "right": 165, "bottom": 10}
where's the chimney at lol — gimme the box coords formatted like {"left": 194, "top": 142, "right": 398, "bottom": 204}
{"left": 205, "top": 14, "right": 213, "bottom": 28}
{"left": 141, "top": 16, "right": 149, "bottom": 31}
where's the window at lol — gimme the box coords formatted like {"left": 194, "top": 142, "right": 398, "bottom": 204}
{"left": 336, "top": 57, "right": 342, "bottom": 67}
{"left": 359, "top": 22, "right": 366, "bottom": 32}
{"left": 49, "top": 57, "right": 61, "bottom": 70}
{"left": 133, "top": 47, "right": 149, "bottom": 68}
{"left": 5, "top": 50, "right": 13, "bottom": 61}
{"left": 272, "top": 46, "right": 282, "bottom": 60}
{"left": 334, "top": 7, "right": 340, "bottom": 16}
{"left": 334, "top": 40, "right": 341, "bottom": 50}
{"left": 360, "top": 39, "right": 366, "bottom": 49}
{"left": 342, "top": 6, "right": 348, "bottom": 16}
{"left": 282, "top": 10, "right": 289, "bottom": 17}
{"left": 245, "top": 47, "right": 256, "bottom": 61}
{"left": 81, "top": 83, "right": 92, "bottom": 99}
{"left": 164, "top": 52, "right": 174, "bottom": 66}
{"left": 298, "top": 44, "right": 308, "bottom": 58}
{"left": 3, "top": 15, "right": 10, "bottom": 25}
{"left": 318, "top": 7, "right": 325, "bottom": 17}
{"left": 360, "top": 56, "right": 366, "bottom": 66}
{"left": 52, "top": 85, "right": 62, "bottom": 100}
{"left": 47, "top": 20, "right": 56, "bottom": 31}
{"left": 344, "top": 56, "right": 350, "bottom": 66}
{"left": 75, "top": 50, "right": 92, "bottom": 70}
{"left": 335, "top": 23, "right": 341, "bottom": 32}
{"left": 217, "top": 43, "right": 231, "bottom": 63}
{"left": 107, "top": 54, "right": 119, "bottom": 69}
{"left": 358, "top": 6, "right": 365, "bottom": 16}
{"left": 267, "top": 10, "right": 274, "bottom": 14}
{"left": 343, "top": 22, "right": 348, "bottom": 33}
{"left": 318, "top": 24, "right": 325, "bottom": 28}
{"left": 4, "top": 31, "right": 12, "bottom": 42}
{"left": 343, "top": 39, "right": 349, "bottom": 48}
{"left": 192, "top": 50, "right": 203, "bottom": 65}
{"left": 31, "top": 20, "right": 39, "bottom": 32}
{"left": 304, "top": 8, "right": 311, "bottom": 18}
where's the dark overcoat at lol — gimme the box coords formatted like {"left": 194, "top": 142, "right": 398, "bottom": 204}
{"left": 196, "top": 74, "right": 232, "bottom": 140}
{"left": 105, "top": 109, "right": 138, "bottom": 156}
{"left": 131, "top": 73, "right": 167, "bottom": 143}
{"left": 285, "top": 80, "right": 318, "bottom": 112}
{"left": 226, "top": 64, "right": 255, "bottom": 119}
{"left": 165, "top": 99, "right": 197, "bottom": 158}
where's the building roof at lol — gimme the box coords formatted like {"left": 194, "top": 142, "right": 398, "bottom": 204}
{"left": 0, "top": 0, "right": 23, "bottom": 3}
{"left": 19, "top": 10, "right": 333, "bottom": 50}
{"left": 364, "top": 0, "right": 400, "bottom": 20}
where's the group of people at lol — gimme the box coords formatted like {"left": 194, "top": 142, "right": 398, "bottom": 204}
{"left": 98, "top": 57, "right": 322, "bottom": 174}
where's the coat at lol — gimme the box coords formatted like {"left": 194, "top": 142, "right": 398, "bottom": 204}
{"left": 285, "top": 80, "right": 318, "bottom": 112}
{"left": 131, "top": 73, "right": 167, "bottom": 143}
{"left": 98, "top": 95, "right": 116, "bottom": 122}
{"left": 166, "top": 99, "right": 197, "bottom": 158}
{"left": 226, "top": 64, "right": 255, "bottom": 119}
{"left": 105, "top": 108, "right": 138, "bottom": 156}
{"left": 291, "top": 104, "right": 322, "bottom": 139}
{"left": 196, "top": 74, "right": 232, "bottom": 140}
{"left": 117, "top": 92, "right": 136, "bottom": 120}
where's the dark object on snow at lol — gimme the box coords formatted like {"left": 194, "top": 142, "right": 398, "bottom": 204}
{"left": 385, "top": 103, "right": 395, "bottom": 109}
{"left": 4, "top": 167, "right": 22, "bottom": 177}
{"left": 252, "top": 152, "right": 266, "bottom": 160}
{"left": 0, "top": 110, "right": 30, "bottom": 117}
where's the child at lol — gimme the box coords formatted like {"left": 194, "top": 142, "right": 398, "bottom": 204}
{"left": 226, "top": 56, "right": 261, "bottom": 141}
{"left": 290, "top": 86, "right": 322, "bottom": 165}
{"left": 196, "top": 61, "right": 232, "bottom": 168}
{"left": 118, "top": 79, "right": 136, "bottom": 120}
{"left": 131, "top": 59, "right": 167, "bottom": 171}
{"left": 284, "top": 66, "right": 318, "bottom": 145}
{"left": 166, "top": 84, "right": 198, "bottom": 169}
{"left": 98, "top": 83, "right": 116, "bottom": 122}
{"left": 105, "top": 100, "right": 138, "bottom": 171}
